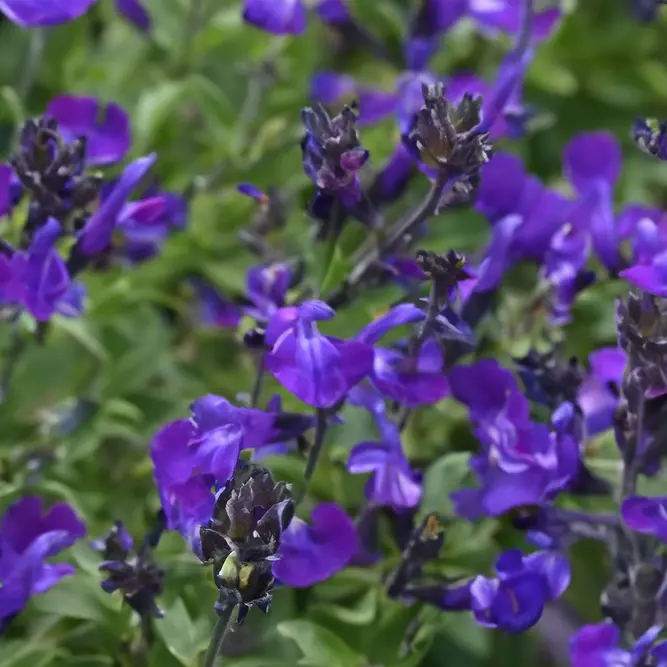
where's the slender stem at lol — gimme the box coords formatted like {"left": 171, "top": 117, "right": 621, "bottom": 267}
{"left": 0, "top": 313, "right": 27, "bottom": 405}
{"left": 297, "top": 408, "right": 328, "bottom": 505}
{"left": 18, "top": 29, "right": 46, "bottom": 102}
{"left": 180, "top": 0, "right": 206, "bottom": 74}
{"left": 327, "top": 170, "right": 455, "bottom": 305}
{"left": 202, "top": 605, "right": 234, "bottom": 667}
{"left": 249, "top": 352, "right": 266, "bottom": 408}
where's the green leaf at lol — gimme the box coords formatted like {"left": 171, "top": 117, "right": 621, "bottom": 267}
{"left": 155, "top": 598, "right": 202, "bottom": 667}
{"left": 421, "top": 452, "right": 472, "bottom": 517}
{"left": 311, "top": 589, "right": 378, "bottom": 626}
{"left": 277, "top": 620, "right": 364, "bottom": 667}
{"left": 31, "top": 573, "right": 127, "bottom": 632}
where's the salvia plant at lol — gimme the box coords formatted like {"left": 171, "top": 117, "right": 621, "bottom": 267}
{"left": 6, "top": 1, "right": 667, "bottom": 667}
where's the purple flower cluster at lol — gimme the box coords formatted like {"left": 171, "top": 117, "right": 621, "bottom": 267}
{"left": 7, "top": 0, "right": 667, "bottom": 661}
{"left": 0, "top": 96, "right": 186, "bottom": 322}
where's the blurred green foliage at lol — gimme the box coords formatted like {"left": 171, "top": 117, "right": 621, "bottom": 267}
{"left": 1, "top": 0, "right": 666, "bottom": 666}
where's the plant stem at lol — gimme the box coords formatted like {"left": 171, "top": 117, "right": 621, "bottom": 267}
{"left": 327, "top": 169, "right": 455, "bottom": 306}
{"left": 180, "top": 0, "right": 206, "bottom": 74}
{"left": 249, "top": 352, "right": 266, "bottom": 408}
{"left": 18, "top": 28, "right": 46, "bottom": 102}
{"left": 297, "top": 408, "right": 328, "bottom": 505}
{"left": 202, "top": 605, "right": 234, "bottom": 667}
{"left": 0, "top": 313, "right": 27, "bottom": 405}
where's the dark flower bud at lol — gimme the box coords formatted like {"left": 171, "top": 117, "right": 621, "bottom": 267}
{"left": 301, "top": 102, "right": 369, "bottom": 204}
{"left": 514, "top": 349, "right": 584, "bottom": 408}
{"left": 616, "top": 291, "right": 667, "bottom": 398}
{"left": 386, "top": 513, "right": 446, "bottom": 600}
{"left": 93, "top": 521, "right": 165, "bottom": 620}
{"left": 632, "top": 117, "right": 667, "bottom": 160}
{"left": 10, "top": 117, "right": 103, "bottom": 247}
{"left": 407, "top": 83, "right": 492, "bottom": 176}
{"left": 201, "top": 463, "right": 294, "bottom": 564}
{"left": 416, "top": 249, "right": 470, "bottom": 297}
{"left": 243, "top": 327, "right": 266, "bottom": 350}
{"left": 214, "top": 552, "right": 274, "bottom": 620}
{"left": 200, "top": 462, "right": 294, "bottom": 622}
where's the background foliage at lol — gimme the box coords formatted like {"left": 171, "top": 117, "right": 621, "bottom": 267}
{"left": 0, "top": 0, "right": 665, "bottom": 665}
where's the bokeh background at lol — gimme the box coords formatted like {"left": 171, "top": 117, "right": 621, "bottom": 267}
{"left": 1, "top": 1, "right": 666, "bottom": 666}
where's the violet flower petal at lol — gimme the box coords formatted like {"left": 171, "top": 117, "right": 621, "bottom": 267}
{"left": 273, "top": 503, "right": 357, "bottom": 587}
{"left": 45, "top": 96, "right": 131, "bottom": 166}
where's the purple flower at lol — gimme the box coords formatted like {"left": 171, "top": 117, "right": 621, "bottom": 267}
{"left": 570, "top": 622, "right": 667, "bottom": 667}
{"left": 450, "top": 360, "right": 580, "bottom": 518}
{"left": 0, "top": 0, "right": 95, "bottom": 26}
{"left": 45, "top": 96, "right": 131, "bottom": 166}
{"left": 76, "top": 154, "right": 156, "bottom": 257}
{"left": 621, "top": 495, "right": 667, "bottom": 542}
{"left": 355, "top": 304, "right": 449, "bottom": 407}
{"left": 468, "top": 0, "right": 561, "bottom": 41}
{"left": 190, "top": 278, "right": 242, "bottom": 329}
{"left": 243, "top": 0, "right": 306, "bottom": 35}
{"left": 475, "top": 153, "right": 571, "bottom": 272}
{"left": 542, "top": 223, "right": 594, "bottom": 326}
{"left": 0, "top": 218, "right": 84, "bottom": 321}
{"left": 348, "top": 413, "right": 422, "bottom": 509}
{"left": 301, "top": 103, "right": 369, "bottom": 205}
{"left": 0, "top": 496, "right": 86, "bottom": 624}
{"left": 245, "top": 263, "right": 291, "bottom": 321}
{"left": 405, "top": 0, "right": 467, "bottom": 70}
{"left": 618, "top": 208, "right": 667, "bottom": 296}
{"left": 578, "top": 347, "right": 625, "bottom": 436}
{"left": 273, "top": 503, "right": 357, "bottom": 587}
{"left": 470, "top": 549, "right": 570, "bottom": 633}
{"left": 265, "top": 301, "right": 374, "bottom": 408}
{"left": 114, "top": 0, "right": 151, "bottom": 30}
{"left": 151, "top": 397, "right": 278, "bottom": 538}
{"left": 116, "top": 191, "right": 186, "bottom": 263}
{"left": 564, "top": 131, "right": 622, "bottom": 271}
{"left": 315, "top": 0, "right": 348, "bottom": 25}
{"left": 450, "top": 359, "right": 531, "bottom": 445}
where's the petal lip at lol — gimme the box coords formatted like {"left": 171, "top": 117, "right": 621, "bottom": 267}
{"left": 79, "top": 153, "right": 157, "bottom": 255}
{"left": 0, "top": 0, "right": 96, "bottom": 26}
{"left": 114, "top": 0, "right": 151, "bottom": 30}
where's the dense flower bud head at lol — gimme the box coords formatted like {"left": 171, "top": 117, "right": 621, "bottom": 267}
{"left": 10, "top": 117, "right": 103, "bottom": 237}
{"left": 616, "top": 290, "right": 667, "bottom": 398}
{"left": 0, "top": 496, "right": 86, "bottom": 625}
{"left": 200, "top": 462, "right": 294, "bottom": 566}
{"left": 199, "top": 462, "right": 294, "bottom": 621}
{"left": 406, "top": 83, "right": 492, "bottom": 175}
{"left": 416, "top": 249, "right": 471, "bottom": 302}
{"left": 301, "top": 102, "right": 369, "bottom": 205}
{"left": 94, "top": 521, "right": 165, "bottom": 619}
